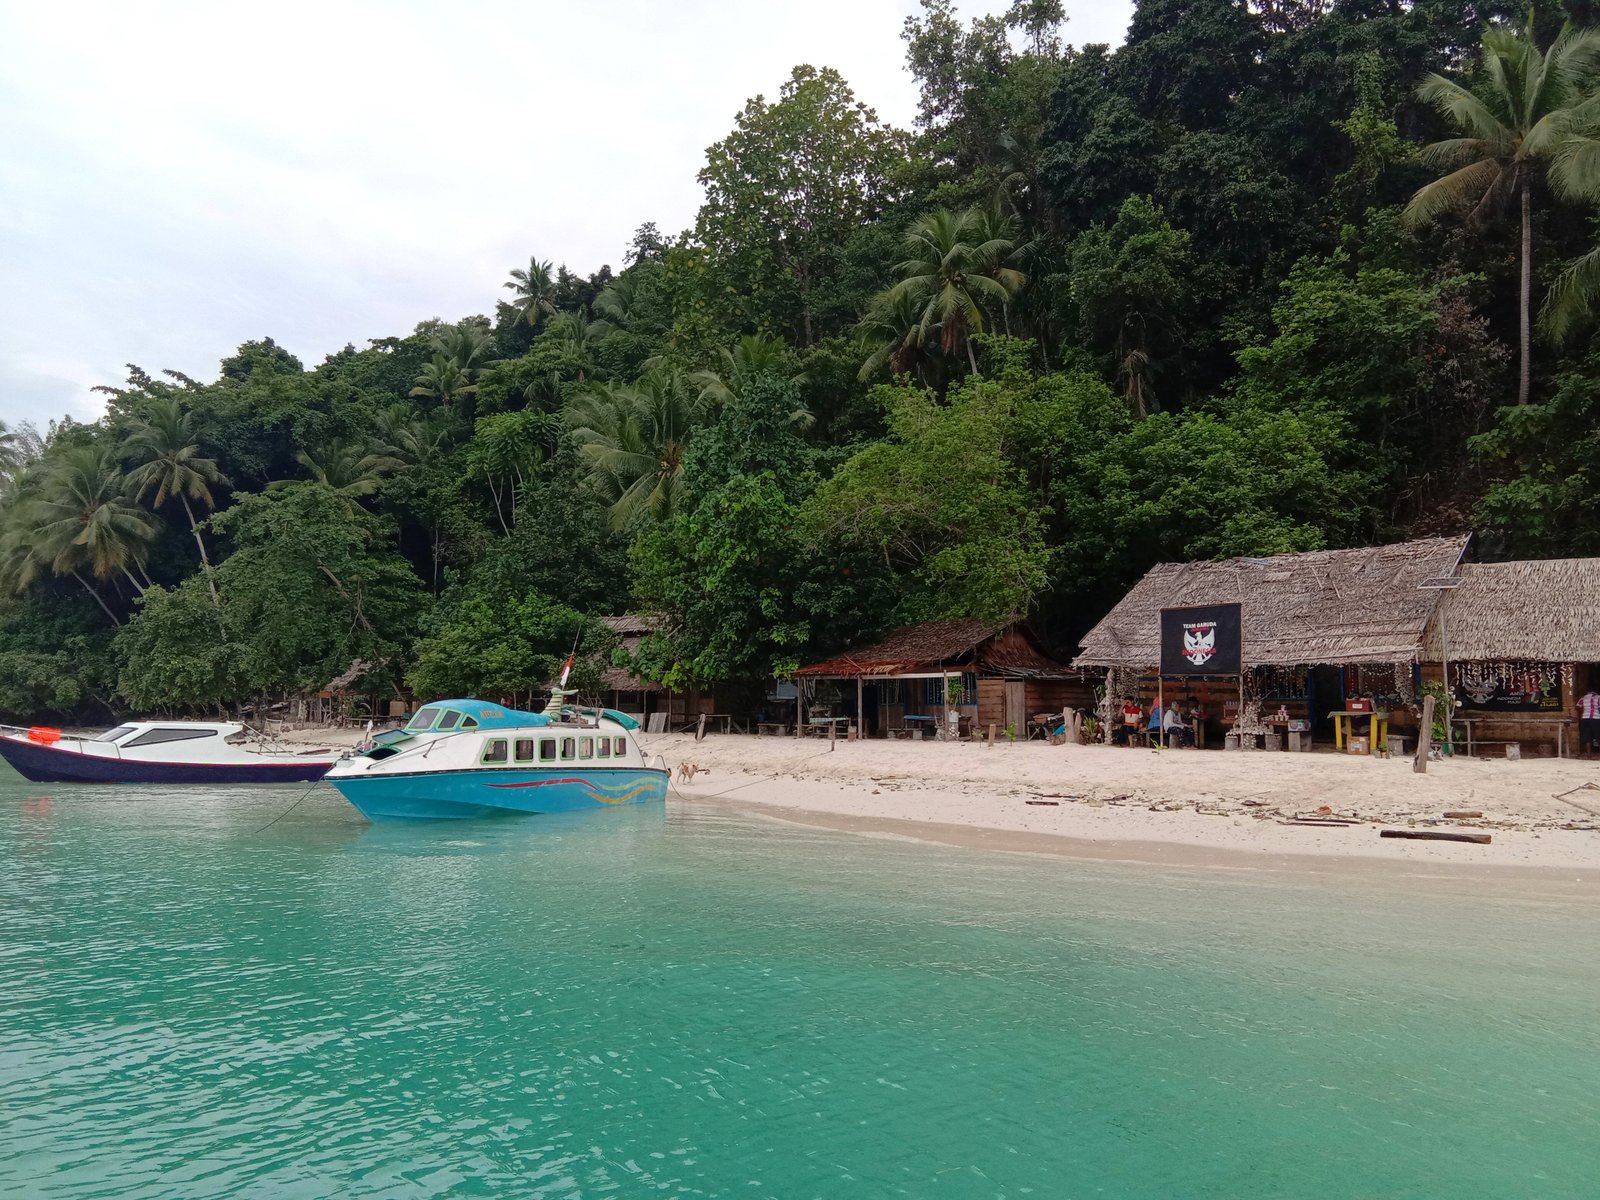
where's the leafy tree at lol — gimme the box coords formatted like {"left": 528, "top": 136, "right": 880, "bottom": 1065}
{"left": 802, "top": 377, "right": 1047, "bottom": 623}
{"left": 696, "top": 64, "right": 907, "bottom": 344}
{"left": 209, "top": 485, "right": 424, "bottom": 697}
{"left": 1068, "top": 195, "right": 1197, "bottom": 415}
{"left": 1404, "top": 15, "right": 1600, "bottom": 403}
{"left": 116, "top": 578, "right": 243, "bottom": 711}
{"left": 123, "top": 397, "right": 229, "bottom": 608}
{"left": 409, "top": 591, "right": 610, "bottom": 704}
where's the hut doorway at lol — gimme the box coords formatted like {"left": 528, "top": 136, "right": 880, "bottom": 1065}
{"left": 1309, "top": 665, "right": 1344, "bottom": 738}
{"left": 1004, "top": 682, "right": 1026, "bottom": 735}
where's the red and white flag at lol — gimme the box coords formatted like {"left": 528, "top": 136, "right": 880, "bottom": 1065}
{"left": 558, "top": 654, "right": 574, "bottom": 687}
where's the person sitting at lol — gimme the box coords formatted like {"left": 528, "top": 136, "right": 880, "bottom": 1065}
{"left": 1114, "top": 700, "right": 1141, "bottom": 745}
{"left": 1147, "top": 701, "right": 1164, "bottom": 745}
{"left": 1163, "top": 702, "right": 1190, "bottom": 748}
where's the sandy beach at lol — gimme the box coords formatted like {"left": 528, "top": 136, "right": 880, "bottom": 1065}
{"left": 639, "top": 732, "right": 1600, "bottom": 875}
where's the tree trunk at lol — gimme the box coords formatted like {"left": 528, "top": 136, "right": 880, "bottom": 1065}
{"left": 966, "top": 337, "right": 979, "bottom": 376}
{"left": 122, "top": 567, "right": 147, "bottom": 596}
{"left": 73, "top": 571, "right": 120, "bottom": 625}
{"left": 1519, "top": 177, "right": 1532, "bottom": 405}
{"left": 181, "top": 493, "right": 221, "bottom": 609}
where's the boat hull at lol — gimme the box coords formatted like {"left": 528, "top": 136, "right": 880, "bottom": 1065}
{"left": 0, "top": 736, "right": 334, "bottom": 785}
{"left": 329, "top": 765, "right": 670, "bottom": 820}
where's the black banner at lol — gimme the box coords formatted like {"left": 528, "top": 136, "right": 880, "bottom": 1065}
{"left": 1160, "top": 604, "right": 1242, "bottom": 676}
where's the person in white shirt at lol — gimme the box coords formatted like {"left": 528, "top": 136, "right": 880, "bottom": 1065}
{"left": 1162, "top": 702, "right": 1189, "bottom": 748}
{"left": 1580, "top": 687, "right": 1600, "bottom": 755}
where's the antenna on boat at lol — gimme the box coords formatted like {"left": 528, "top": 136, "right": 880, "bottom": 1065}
{"left": 541, "top": 629, "right": 583, "bottom": 718}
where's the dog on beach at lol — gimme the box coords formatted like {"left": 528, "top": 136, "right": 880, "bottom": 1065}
{"left": 677, "top": 762, "right": 709, "bottom": 783}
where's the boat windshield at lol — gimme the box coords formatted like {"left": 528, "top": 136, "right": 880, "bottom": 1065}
{"left": 94, "top": 725, "right": 137, "bottom": 743}
{"left": 407, "top": 707, "right": 441, "bottom": 731}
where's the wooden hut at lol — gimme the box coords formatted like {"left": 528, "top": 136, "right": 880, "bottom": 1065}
{"left": 1074, "top": 537, "right": 1470, "bottom": 744}
{"left": 599, "top": 614, "right": 719, "bottom": 731}
{"left": 1421, "top": 559, "right": 1600, "bottom": 757}
{"left": 794, "top": 618, "right": 1090, "bottom": 737}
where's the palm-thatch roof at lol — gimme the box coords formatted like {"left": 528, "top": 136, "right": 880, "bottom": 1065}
{"left": 599, "top": 614, "right": 665, "bottom": 693}
{"left": 1075, "top": 536, "right": 1470, "bottom": 669}
{"left": 796, "top": 618, "right": 1071, "bottom": 679}
{"left": 1423, "top": 559, "right": 1600, "bottom": 661}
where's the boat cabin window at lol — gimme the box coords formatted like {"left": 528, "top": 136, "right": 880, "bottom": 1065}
{"left": 514, "top": 738, "right": 537, "bottom": 763}
{"left": 437, "top": 711, "right": 462, "bottom": 731}
{"left": 579, "top": 737, "right": 593, "bottom": 760}
{"left": 613, "top": 737, "right": 628, "bottom": 757}
{"left": 560, "top": 737, "right": 576, "bottom": 761}
{"left": 481, "top": 739, "right": 508, "bottom": 764}
{"left": 459, "top": 716, "right": 478, "bottom": 730}
{"left": 408, "top": 707, "right": 441, "bottom": 731}
{"left": 539, "top": 739, "right": 557, "bottom": 763}
{"left": 597, "top": 738, "right": 611, "bottom": 759}
{"left": 95, "top": 725, "right": 137, "bottom": 743}
{"left": 124, "top": 727, "right": 218, "bottom": 748}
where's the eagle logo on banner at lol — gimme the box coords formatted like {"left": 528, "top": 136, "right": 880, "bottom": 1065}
{"left": 1183, "top": 623, "right": 1217, "bottom": 667}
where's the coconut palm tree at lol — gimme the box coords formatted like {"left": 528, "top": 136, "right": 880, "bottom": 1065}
{"left": 32, "top": 444, "right": 159, "bottom": 606}
{"left": 429, "top": 321, "right": 498, "bottom": 379}
{"left": 1404, "top": 15, "right": 1600, "bottom": 404}
{"left": 564, "top": 372, "right": 715, "bottom": 528}
{"left": 123, "top": 397, "right": 229, "bottom": 608}
{"left": 856, "top": 288, "right": 930, "bottom": 382}
{"left": 884, "top": 207, "right": 1025, "bottom": 376}
{"left": 410, "top": 353, "right": 479, "bottom": 408}
{"left": 504, "top": 256, "right": 559, "bottom": 327}
{"left": 276, "top": 438, "right": 403, "bottom": 502}
{"left": 690, "top": 335, "right": 814, "bottom": 429}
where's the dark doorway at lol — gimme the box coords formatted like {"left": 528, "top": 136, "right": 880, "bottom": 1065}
{"left": 1309, "top": 665, "right": 1344, "bottom": 740}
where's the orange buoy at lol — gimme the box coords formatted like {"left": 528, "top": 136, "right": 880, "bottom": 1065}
{"left": 26, "top": 726, "right": 62, "bottom": 744}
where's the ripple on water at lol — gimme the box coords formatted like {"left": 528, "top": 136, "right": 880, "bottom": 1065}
{"left": 1, "top": 784, "right": 1598, "bottom": 1198}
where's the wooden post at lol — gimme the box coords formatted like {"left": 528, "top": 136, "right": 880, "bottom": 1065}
{"left": 1414, "top": 694, "right": 1435, "bottom": 774}
{"left": 987, "top": 722, "right": 996, "bottom": 748}
{"left": 796, "top": 687, "right": 803, "bottom": 739}
{"left": 695, "top": 712, "right": 706, "bottom": 742}
{"left": 856, "top": 676, "right": 864, "bottom": 740}
{"left": 830, "top": 718, "right": 837, "bottom": 751}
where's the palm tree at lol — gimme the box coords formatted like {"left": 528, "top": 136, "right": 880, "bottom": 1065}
{"left": 504, "top": 256, "right": 558, "bottom": 327}
{"left": 564, "top": 372, "right": 716, "bottom": 528}
{"left": 410, "top": 353, "right": 479, "bottom": 407}
{"left": 544, "top": 308, "right": 609, "bottom": 381}
{"left": 594, "top": 273, "right": 645, "bottom": 328}
{"left": 856, "top": 288, "right": 930, "bottom": 382}
{"left": 1404, "top": 16, "right": 1600, "bottom": 404}
{"left": 276, "top": 438, "right": 403, "bottom": 501}
{"left": 884, "top": 208, "right": 1024, "bottom": 376}
{"left": 690, "top": 335, "right": 814, "bottom": 429}
{"left": 372, "top": 404, "right": 462, "bottom": 469}
{"left": 429, "top": 322, "right": 498, "bottom": 378}
{"left": 31, "top": 445, "right": 159, "bottom": 612}
{"left": 123, "top": 397, "right": 229, "bottom": 608}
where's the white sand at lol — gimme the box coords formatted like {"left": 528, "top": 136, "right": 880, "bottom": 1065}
{"left": 646, "top": 733, "right": 1600, "bottom": 875}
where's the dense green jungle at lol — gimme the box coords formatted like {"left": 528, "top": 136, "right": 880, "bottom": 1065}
{"left": 5, "top": 0, "right": 1600, "bottom": 720}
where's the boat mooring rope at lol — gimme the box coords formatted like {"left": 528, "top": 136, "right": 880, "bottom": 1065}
{"left": 249, "top": 779, "right": 326, "bottom": 836}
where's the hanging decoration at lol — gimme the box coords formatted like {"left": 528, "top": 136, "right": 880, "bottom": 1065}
{"left": 1452, "top": 661, "right": 1563, "bottom": 711}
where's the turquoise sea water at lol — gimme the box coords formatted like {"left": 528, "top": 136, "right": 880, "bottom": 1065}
{"left": 2, "top": 780, "right": 1598, "bottom": 1199}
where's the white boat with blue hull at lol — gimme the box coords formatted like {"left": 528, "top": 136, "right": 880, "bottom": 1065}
{"left": 327, "top": 698, "right": 668, "bottom": 821}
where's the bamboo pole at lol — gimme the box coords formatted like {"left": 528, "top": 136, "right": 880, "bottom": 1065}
{"left": 1414, "top": 694, "right": 1435, "bottom": 774}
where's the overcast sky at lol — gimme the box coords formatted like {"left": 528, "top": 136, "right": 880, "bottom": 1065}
{"left": 0, "top": 1, "right": 1132, "bottom": 427}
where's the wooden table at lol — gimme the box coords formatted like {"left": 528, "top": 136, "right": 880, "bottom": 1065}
{"left": 804, "top": 716, "right": 849, "bottom": 738}
{"left": 1453, "top": 716, "right": 1572, "bottom": 758}
{"left": 1331, "top": 710, "right": 1389, "bottom": 755}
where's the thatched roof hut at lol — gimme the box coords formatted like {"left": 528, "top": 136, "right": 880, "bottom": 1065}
{"left": 1423, "top": 559, "right": 1600, "bottom": 661}
{"left": 1075, "top": 536, "right": 1470, "bottom": 668}
{"left": 599, "top": 614, "right": 665, "bottom": 694}
{"left": 796, "top": 618, "right": 1070, "bottom": 679}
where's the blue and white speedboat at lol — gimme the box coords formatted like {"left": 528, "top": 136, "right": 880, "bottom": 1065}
{"left": 325, "top": 698, "right": 668, "bottom": 821}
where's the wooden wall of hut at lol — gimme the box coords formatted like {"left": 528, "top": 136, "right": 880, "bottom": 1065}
{"left": 975, "top": 678, "right": 1099, "bottom": 729}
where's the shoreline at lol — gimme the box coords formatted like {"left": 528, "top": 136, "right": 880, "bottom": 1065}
{"left": 642, "top": 732, "right": 1600, "bottom": 878}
